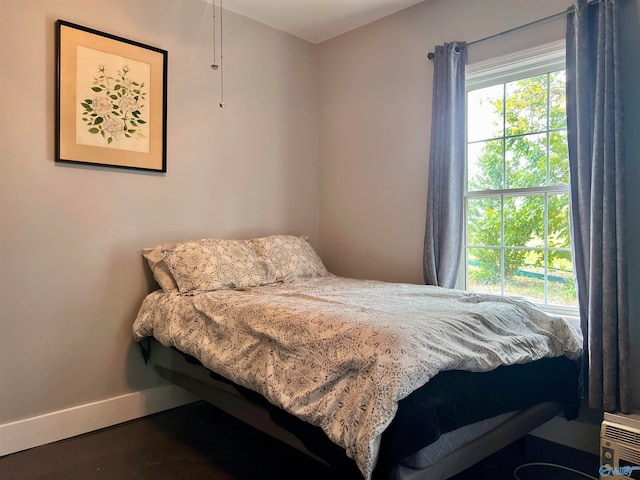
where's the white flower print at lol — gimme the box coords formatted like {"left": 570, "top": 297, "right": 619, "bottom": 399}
{"left": 80, "top": 65, "right": 147, "bottom": 145}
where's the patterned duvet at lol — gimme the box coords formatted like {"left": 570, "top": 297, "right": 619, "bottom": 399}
{"left": 132, "top": 276, "right": 582, "bottom": 479}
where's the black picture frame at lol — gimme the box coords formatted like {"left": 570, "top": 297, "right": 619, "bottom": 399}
{"left": 56, "top": 20, "right": 167, "bottom": 172}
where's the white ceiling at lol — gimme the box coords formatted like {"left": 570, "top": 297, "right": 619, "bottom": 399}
{"left": 220, "top": 0, "right": 426, "bottom": 44}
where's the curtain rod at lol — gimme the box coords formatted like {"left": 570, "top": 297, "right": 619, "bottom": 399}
{"left": 426, "top": 7, "right": 572, "bottom": 60}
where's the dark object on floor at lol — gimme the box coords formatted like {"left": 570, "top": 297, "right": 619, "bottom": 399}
{"left": 0, "top": 401, "right": 599, "bottom": 480}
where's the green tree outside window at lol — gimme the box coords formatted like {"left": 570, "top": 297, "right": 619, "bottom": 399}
{"left": 465, "top": 71, "right": 576, "bottom": 307}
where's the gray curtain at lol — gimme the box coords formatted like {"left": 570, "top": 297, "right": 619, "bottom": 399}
{"left": 566, "top": 0, "right": 631, "bottom": 412}
{"left": 423, "top": 42, "right": 467, "bottom": 288}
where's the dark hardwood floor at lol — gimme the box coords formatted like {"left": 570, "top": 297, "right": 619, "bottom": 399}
{"left": 0, "top": 401, "right": 600, "bottom": 480}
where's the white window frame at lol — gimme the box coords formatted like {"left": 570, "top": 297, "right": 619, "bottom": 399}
{"left": 460, "top": 40, "right": 578, "bottom": 317}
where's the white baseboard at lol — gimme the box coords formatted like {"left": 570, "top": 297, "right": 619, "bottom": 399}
{"left": 0, "top": 385, "right": 198, "bottom": 457}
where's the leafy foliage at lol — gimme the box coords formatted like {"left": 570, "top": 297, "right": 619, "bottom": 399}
{"left": 80, "top": 65, "right": 147, "bottom": 144}
{"left": 466, "top": 72, "right": 575, "bottom": 305}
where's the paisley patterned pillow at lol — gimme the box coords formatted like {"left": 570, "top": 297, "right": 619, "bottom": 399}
{"left": 250, "top": 235, "right": 328, "bottom": 282}
{"left": 162, "top": 238, "right": 276, "bottom": 295}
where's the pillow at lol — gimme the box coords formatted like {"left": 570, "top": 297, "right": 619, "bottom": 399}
{"left": 249, "top": 235, "right": 328, "bottom": 282}
{"left": 162, "top": 238, "right": 276, "bottom": 295}
{"left": 142, "top": 246, "right": 178, "bottom": 291}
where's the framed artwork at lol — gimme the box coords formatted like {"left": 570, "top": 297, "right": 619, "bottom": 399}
{"left": 55, "top": 20, "right": 168, "bottom": 172}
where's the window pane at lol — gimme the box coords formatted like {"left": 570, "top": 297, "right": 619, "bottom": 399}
{"left": 467, "top": 248, "right": 501, "bottom": 295}
{"left": 547, "top": 253, "right": 577, "bottom": 307}
{"left": 549, "top": 130, "right": 569, "bottom": 185}
{"left": 548, "top": 193, "right": 571, "bottom": 248}
{"left": 468, "top": 140, "right": 504, "bottom": 191}
{"left": 465, "top": 60, "right": 572, "bottom": 310}
{"left": 467, "top": 197, "right": 501, "bottom": 247}
{"left": 504, "top": 248, "right": 545, "bottom": 302}
{"left": 467, "top": 85, "right": 504, "bottom": 142}
{"left": 505, "top": 133, "right": 547, "bottom": 188}
{"left": 549, "top": 70, "right": 567, "bottom": 129}
{"left": 504, "top": 195, "right": 544, "bottom": 247}
{"left": 505, "top": 75, "right": 548, "bottom": 136}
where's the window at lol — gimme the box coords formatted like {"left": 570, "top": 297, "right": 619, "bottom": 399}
{"left": 463, "top": 42, "right": 577, "bottom": 311}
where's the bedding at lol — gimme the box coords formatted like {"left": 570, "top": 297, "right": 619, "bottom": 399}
{"left": 146, "top": 341, "right": 574, "bottom": 479}
{"left": 249, "top": 234, "right": 329, "bottom": 281}
{"left": 170, "top": 344, "right": 578, "bottom": 477}
{"left": 161, "top": 238, "right": 277, "bottom": 294}
{"left": 133, "top": 275, "right": 582, "bottom": 479}
{"left": 143, "top": 235, "right": 327, "bottom": 293}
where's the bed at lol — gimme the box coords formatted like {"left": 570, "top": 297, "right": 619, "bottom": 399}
{"left": 133, "top": 235, "right": 583, "bottom": 480}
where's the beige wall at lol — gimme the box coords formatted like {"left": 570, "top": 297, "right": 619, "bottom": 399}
{"left": 318, "top": 0, "right": 640, "bottom": 409}
{"left": 0, "top": 0, "right": 318, "bottom": 424}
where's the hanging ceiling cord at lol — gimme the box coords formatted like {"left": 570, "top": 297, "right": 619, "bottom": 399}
{"left": 211, "top": 1, "right": 218, "bottom": 70}
{"left": 219, "top": 0, "right": 225, "bottom": 108}
{"left": 427, "top": 8, "right": 571, "bottom": 60}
